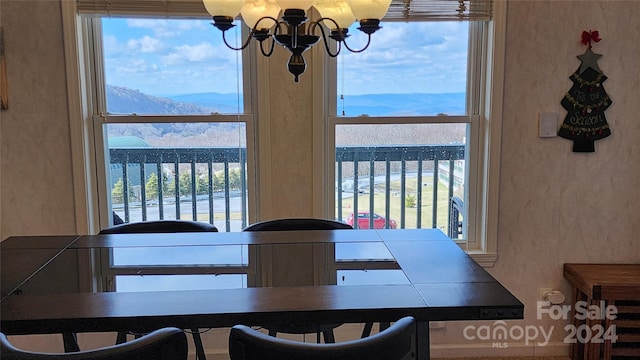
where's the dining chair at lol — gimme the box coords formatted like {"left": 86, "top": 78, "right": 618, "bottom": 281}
{"left": 243, "top": 218, "right": 386, "bottom": 340}
{"left": 0, "top": 327, "right": 188, "bottom": 360}
{"left": 98, "top": 219, "right": 218, "bottom": 360}
{"left": 448, "top": 196, "right": 464, "bottom": 239}
{"left": 99, "top": 220, "right": 218, "bottom": 234}
{"left": 228, "top": 316, "right": 416, "bottom": 360}
{"left": 243, "top": 218, "right": 352, "bottom": 343}
{"left": 242, "top": 218, "right": 353, "bottom": 232}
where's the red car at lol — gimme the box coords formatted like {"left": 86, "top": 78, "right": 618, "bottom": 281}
{"left": 346, "top": 212, "right": 397, "bottom": 229}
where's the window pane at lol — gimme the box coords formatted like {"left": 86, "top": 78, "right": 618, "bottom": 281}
{"left": 106, "top": 122, "right": 248, "bottom": 231}
{"left": 102, "top": 17, "right": 244, "bottom": 114}
{"left": 337, "top": 21, "right": 468, "bottom": 116}
{"left": 99, "top": 17, "right": 249, "bottom": 231}
{"left": 336, "top": 124, "right": 467, "bottom": 235}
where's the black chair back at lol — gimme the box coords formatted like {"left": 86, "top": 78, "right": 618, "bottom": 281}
{"left": 243, "top": 218, "right": 352, "bottom": 231}
{"left": 229, "top": 316, "right": 416, "bottom": 360}
{"left": 100, "top": 220, "right": 218, "bottom": 234}
{"left": 0, "top": 327, "right": 187, "bottom": 360}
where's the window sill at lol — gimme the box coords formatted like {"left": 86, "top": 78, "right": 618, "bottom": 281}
{"left": 468, "top": 251, "right": 498, "bottom": 268}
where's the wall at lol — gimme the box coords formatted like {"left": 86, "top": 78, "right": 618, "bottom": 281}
{"left": 1, "top": 0, "right": 639, "bottom": 357}
{"left": 0, "top": 0, "right": 77, "bottom": 239}
{"left": 429, "top": 0, "right": 640, "bottom": 357}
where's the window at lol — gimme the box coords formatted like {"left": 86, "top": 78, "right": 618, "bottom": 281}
{"left": 332, "top": 20, "right": 472, "bottom": 240}
{"left": 76, "top": 11, "right": 255, "bottom": 232}
{"left": 64, "top": 0, "right": 503, "bottom": 267}
{"left": 321, "top": 0, "right": 504, "bottom": 261}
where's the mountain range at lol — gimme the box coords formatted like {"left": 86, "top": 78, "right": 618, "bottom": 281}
{"left": 106, "top": 85, "right": 465, "bottom": 117}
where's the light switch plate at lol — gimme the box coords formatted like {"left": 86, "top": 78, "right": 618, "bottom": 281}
{"left": 538, "top": 112, "right": 558, "bottom": 138}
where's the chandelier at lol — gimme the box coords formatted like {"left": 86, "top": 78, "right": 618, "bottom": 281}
{"left": 202, "top": 0, "right": 392, "bottom": 82}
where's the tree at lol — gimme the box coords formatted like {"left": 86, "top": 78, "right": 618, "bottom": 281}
{"left": 213, "top": 170, "right": 225, "bottom": 191}
{"left": 146, "top": 173, "right": 159, "bottom": 199}
{"left": 112, "top": 178, "right": 135, "bottom": 204}
{"left": 179, "top": 172, "right": 192, "bottom": 197}
{"left": 146, "top": 172, "right": 173, "bottom": 200}
{"left": 211, "top": 168, "right": 243, "bottom": 192}
{"left": 229, "top": 168, "right": 242, "bottom": 190}
{"left": 162, "top": 173, "right": 175, "bottom": 197}
{"left": 405, "top": 194, "right": 417, "bottom": 208}
{"left": 197, "top": 174, "right": 209, "bottom": 195}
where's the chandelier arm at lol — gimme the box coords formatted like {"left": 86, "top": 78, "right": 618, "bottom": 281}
{"left": 342, "top": 34, "right": 372, "bottom": 53}
{"left": 309, "top": 18, "right": 339, "bottom": 35}
{"left": 222, "top": 29, "right": 255, "bottom": 51}
{"left": 311, "top": 20, "right": 340, "bottom": 57}
{"left": 275, "top": 21, "right": 285, "bottom": 35}
{"left": 259, "top": 37, "right": 277, "bottom": 57}
{"left": 254, "top": 16, "right": 279, "bottom": 32}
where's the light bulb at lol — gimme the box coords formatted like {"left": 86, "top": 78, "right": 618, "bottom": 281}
{"left": 276, "top": 0, "right": 315, "bottom": 11}
{"left": 241, "top": 0, "right": 282, "bottom": 29}
{"left": 314, "top": 0, "right": 355, "bottom": 29}
{"left": 203, "top": 0, "right": 246, "bottom": 18}
{"left": 345, "top": 0, "right": 391, "bottom": 20}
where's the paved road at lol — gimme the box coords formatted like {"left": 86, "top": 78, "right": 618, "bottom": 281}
{"left": 114, "top": 195, "right": 246, "bottom": 231}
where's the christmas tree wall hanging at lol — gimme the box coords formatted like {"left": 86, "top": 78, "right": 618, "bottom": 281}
{"left": 558, "top": 30, "right": 612, "bottom": 152}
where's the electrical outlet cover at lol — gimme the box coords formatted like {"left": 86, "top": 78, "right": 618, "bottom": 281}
{"left": 539, "top": 112, "right": 558, "bottom": 138}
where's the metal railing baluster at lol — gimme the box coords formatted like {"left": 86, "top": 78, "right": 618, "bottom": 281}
{"left": 109, "top": 145, "right": 464, "bottom": 233}
{"left": 190, "top": 159, "right": 197, "bottom": 221}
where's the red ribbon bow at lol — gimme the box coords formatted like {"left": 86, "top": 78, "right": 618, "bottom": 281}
{"left": 581, "top": 30, "right": 601, "bottom": 47}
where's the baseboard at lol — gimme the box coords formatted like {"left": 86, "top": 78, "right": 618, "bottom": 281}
{"left": 192, "top": 342, "right": 570, "bottom": 360}
{"left": 430, "top": 341, "right": 570, "bottom": 358}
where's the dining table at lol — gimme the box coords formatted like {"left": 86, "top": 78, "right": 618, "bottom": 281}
{"left": 1, "top": 228, "right": 524, "bottom": 360}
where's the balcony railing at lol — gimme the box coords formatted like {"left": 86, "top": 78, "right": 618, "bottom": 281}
{"left": 109, "top": 145, "right": 465, "bottom": 234}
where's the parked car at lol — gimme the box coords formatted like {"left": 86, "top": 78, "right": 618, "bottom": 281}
{"left": 346, "top": 212, "right": 397, "bottom": 229}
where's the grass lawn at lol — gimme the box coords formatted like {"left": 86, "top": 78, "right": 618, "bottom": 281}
{"left": 338, "top": 176, "right": 463, "bottom": 231}
{"left": 193, "top": 176, "right": 464, "bottom": 234}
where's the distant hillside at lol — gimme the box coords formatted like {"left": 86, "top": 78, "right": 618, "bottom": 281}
{"left": 106, "top": 85, "right": 465, "bottom": 117}
{"left": 167, "top": 93, "right": 243, "bottom": 114}
{"left": 167, "top": 92, "right": 466, "bottom": 117}
{"left": 106, "top": 85, "right": 210, "bottom": 115}
{"left": 340, "top": 93, "right": 465, "bottom": 116}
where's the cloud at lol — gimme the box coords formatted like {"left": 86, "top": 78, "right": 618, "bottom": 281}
{"left": 176, "top": 42, "right": 216, "bottom": 61}
{"left": 161, "top": 42, "right": 216, "bottom": 65}
{"left": 336, "top": 21, "right": 469, "bottom": 94}
{"left": 104, "top": 16, "right": 471, "bottom": 95}
{"left": 127, "top": 18, "right": 209, "bottom": 38}
{"left": 127, "top": 36, "right": 165, "bottom": 53}
{"left": 103, "top": 34, "right": 122, "bottom": 54}
{"left": 161, "top": 42, "right": 239, "bottom": 66}
{"left": 112, "top": 59, "right": 152, "bottom": 74}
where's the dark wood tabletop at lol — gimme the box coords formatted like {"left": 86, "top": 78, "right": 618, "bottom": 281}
{"left": 1, "top": 229, "right": 523, "bottom": 359}
{"left": 1, "top": 236, "right": 80, "bottom": 301}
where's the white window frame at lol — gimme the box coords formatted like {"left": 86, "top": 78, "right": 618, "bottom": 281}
{"left": 61, "top": 4, "right": 259, "bottom": 234}
{"left": 312, "top": 1, "right": 506, "bottom": 267}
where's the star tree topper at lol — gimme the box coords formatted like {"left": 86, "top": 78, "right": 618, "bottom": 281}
{"left": 578, "top": 31, "right": 602, "bottom": 73}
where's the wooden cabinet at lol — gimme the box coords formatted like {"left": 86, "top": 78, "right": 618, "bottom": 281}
{"left": 563, "top": 264, "right": 640, "bottom": 360}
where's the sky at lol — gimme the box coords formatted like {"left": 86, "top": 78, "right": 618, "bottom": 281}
{"left": 102, "top": 16, "right": 469, "bottom": 96}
